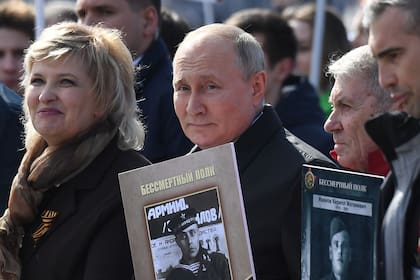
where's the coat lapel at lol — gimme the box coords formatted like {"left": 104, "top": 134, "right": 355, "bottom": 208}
{"left": 23, "top": 139, "right": 120, "bottom": 253}
{"left": 234, "top": 105, "right": 284, "bottom": 173}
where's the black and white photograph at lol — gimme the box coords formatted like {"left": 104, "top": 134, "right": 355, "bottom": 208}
{"left": 302, "top": 164, "right": 384, "bottom": 280}
{"left": 311, "top": 212, "right": 372, "bottom": 280}
{"left": 119, "top": 143, "right": 255, "bottom": 279}
{"left": 145, "top": 187, "right": 232, "bottom": 280}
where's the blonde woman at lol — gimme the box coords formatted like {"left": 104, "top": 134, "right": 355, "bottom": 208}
{"left": 0, "top": 22, "right": 150, "bottom": 280}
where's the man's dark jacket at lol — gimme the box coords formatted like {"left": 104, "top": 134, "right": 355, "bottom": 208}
{"left": 365, "top": 112, "right": 420, "bottom": 280}
{"left": 235, "top": 105, "right": 335, "bottom": 279}
{"left": 0, "top": 84, "right": 23, "bottom": 212}
{"left": 276, "top": 75, "right": 333, "bottom": 156}
{"left": 190, "top": 105, "right": 334, "bottom": 279}
{"left": 135, "top": 38, "right": 192, "bottom": 163}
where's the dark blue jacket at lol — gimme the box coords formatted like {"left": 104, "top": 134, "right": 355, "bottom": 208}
{"left": 275, "top": 75, "right": 333, "bottom": 156}
{"left": 135, "top": 38, "right": 192, "bottom": 163}
{"left": 0, "top": 84, "right": 24, "bottom": 212}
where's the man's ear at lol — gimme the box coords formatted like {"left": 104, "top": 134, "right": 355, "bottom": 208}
{"left": 251, "top": 70, "right": 266, "bottom": 105}
{"left": 142, "top": 6, "right": 159, "bottom": 37}
{"left": 270, "top": 57, "right": 294, "bottom": 83}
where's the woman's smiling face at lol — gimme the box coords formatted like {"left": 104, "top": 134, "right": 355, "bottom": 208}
{"left": 26, "top": 56, "right": 102, "bottom": 149}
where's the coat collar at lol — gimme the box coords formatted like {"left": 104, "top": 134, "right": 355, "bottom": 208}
{"left": 60, "top": 137, "right": 121, "bottom": 191}
{"left": 190, "top": 105, "right": 284, "bottom": 173}
{"left": 134, "top": 37, "right": 171, "bottom": 97}
{"left": 46, "top": 138, "right": 121, "bottom": 223}
{"left": 234, "top": 105, "right": 284, "bottom": 173}
{"left": 365, "top": 111, "right": 420, "bottom": 162}
{"left": 329, "top": 148, "right": 390, "bottom": 176}
{"left": 23, "top": 139, "right": 121, "bottom": 252}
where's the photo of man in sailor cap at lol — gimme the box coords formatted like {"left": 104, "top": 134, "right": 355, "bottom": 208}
{"left": 166, "top": 208, "right": 231, "bottom": 280}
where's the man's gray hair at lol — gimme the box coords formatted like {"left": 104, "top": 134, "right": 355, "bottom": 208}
{"left": 363, "top": 0, "right": 420, "bottom": 36}
{"left": 180, "top": 23, "right": 265, "bottom": 81}
{"left": 327, "top": 45, "right": 392, "bottom": 110}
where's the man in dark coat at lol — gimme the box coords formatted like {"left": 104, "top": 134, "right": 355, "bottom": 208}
{"left": 0, "top": 83, "right": 23, "bottom": 212}
{"left": 134, "top": 35, "right": 192, "bottom": 162}
{"left": 76, "top": 0, "right": 192, "bottom": 162}
{"left": 173, "top": 23, "right": 333, "bottom": 280}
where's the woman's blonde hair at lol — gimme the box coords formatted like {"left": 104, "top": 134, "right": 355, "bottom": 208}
{"left": 22, "top": 22, "right": 144, "bottom": 151}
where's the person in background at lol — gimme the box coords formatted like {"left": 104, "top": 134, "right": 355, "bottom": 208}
{"left": 166, "top": 208, "right": 231, "bottom": 280}
{"left": 349, "top": 3, "right": 369, "bottom": 48}
{"left": 76, "top": 0, "right": 192, "bottom": 163}
{"left": 45, "top": 0, "right": 77, "bottom": 27}
{"left": 271, "top": 0, "right": 305, "bottom": 13}
{"left": 0, "top": 22, "right": 150, "bottom": 280}
{"left": 0, "top": 0, "right": 34, "bottom": 96}
{"left": 173, "top": 23, "right": 334, "bottom": 279}
{"left": 324, "top": 45, "right": 397, "bottom": 176}
{"left": 283, "top": 3, "right": 352, "bottom": 116}
{"left": 160, "top": 7, "right": 190, "bottom": 60}
{"left": 363, "top": 0, "right": 420, "bottom": 279}
{"left": 0, "top": 84, "right": 24, "bottom": 213}
{"left": 225, "top": 8, "right": 333, "bottom": 156}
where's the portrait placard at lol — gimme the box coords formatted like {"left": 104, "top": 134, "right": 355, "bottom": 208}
{"left": 118, "top": 143, "right": 255, "bottom": 280}
{"left": 301, "top": 164, "right": 384, "bottom": 280}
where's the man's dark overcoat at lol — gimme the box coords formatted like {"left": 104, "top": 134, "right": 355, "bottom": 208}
{"left": 135, "top": 38, "right": 192, "bottom": 163}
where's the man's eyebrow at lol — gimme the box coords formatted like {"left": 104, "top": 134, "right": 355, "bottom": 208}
{"left": 375, "top": 47, "right": 401, "bottom": 59}
{"left": 77, "top": 4, "right": 112, "bottom": 11}
{"left": 336, "top": 95, "right": 352, "bottom": 105}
